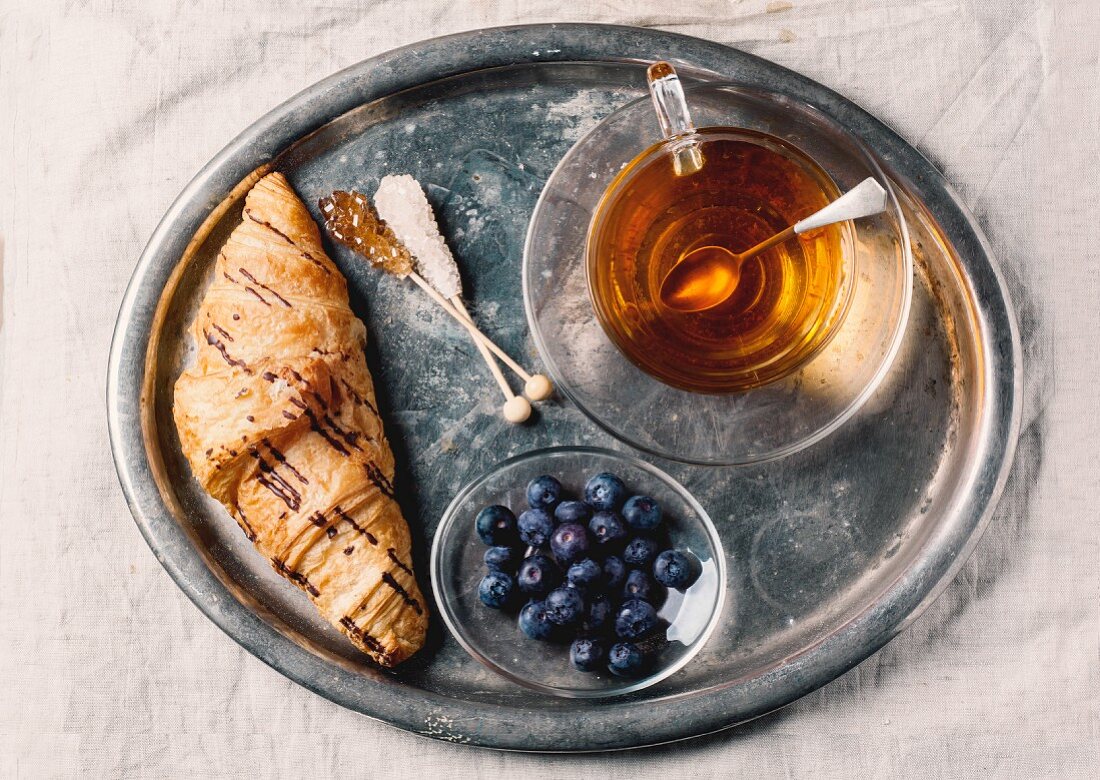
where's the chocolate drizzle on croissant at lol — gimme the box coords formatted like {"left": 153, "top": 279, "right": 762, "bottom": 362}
{"left": 172, "top": 172, "right": 428, "bottom": 666}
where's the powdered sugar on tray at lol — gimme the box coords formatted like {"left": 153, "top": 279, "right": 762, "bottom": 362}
{"left": 545, "top": 91, "right": 612, "bottom": 140}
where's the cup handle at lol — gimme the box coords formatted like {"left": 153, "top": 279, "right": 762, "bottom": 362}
{"left": 647, "top": 61, "right": 704, "bottom": 176}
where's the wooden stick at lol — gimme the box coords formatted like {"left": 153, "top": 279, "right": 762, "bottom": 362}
{"left": 453, "top": 297, "right": 512, "bottom": 400}
{"left": 406, "top": 274, "right": 532, "bottom": 421}
{"left": 451, "top": 297, "right": 531, "bottom": 422}
{"left": 408, "top": 272, "right": 532, "bottom": 381}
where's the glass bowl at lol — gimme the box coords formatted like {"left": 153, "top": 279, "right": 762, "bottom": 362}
{"left": 523, "top": 82, "right": 913, "bottom": 465}
{"left": 430, "top": 446, "right": 726, "bottom": 698}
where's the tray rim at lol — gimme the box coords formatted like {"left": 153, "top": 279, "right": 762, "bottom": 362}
{"left": 106, "top": 23, "right": 1022, "bottom": 752}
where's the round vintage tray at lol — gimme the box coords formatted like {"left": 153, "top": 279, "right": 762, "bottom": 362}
{"left": 107, "top": 24, "right": 1021, "bottom": 751}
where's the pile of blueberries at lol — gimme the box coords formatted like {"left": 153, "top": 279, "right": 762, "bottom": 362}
{"left": 475, "top": 471, "right": 702, "bottom": 678}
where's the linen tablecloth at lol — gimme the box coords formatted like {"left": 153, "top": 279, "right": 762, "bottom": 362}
{"left": 1, "top": 1, "right": 1096, "bottom": 776}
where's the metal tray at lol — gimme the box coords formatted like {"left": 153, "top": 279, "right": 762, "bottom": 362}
{"left": 107, "top": 24, "right": 1021, "bottom": 751}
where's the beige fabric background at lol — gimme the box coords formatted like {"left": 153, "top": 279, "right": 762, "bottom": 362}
{"left": 1, "top": 0, "right": 1097, "bottom": 777}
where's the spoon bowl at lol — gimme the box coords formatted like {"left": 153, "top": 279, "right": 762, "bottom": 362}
{"left": 659, "top": 245, "right": 745, "bottom": 312}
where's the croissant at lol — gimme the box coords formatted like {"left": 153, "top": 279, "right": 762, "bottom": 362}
{"left": 172, "top": 172, "right": 427, "bottom": 666}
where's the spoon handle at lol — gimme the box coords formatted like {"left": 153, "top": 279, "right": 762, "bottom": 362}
{"left": 794, "top": 177, "right": 888, "bottom": 234}
{"left": 739, "top": 225, "right": 797, "bottom": 262}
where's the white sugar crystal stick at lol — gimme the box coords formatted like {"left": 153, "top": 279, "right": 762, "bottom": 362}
{"left": 374, "top": 174, "right": 527, "bottom": 422}
{"left": 375, "top": 174, "right": 553, "bottom": 407}
{"left": 374, "top": 175, "right": 463, "bottom": 299}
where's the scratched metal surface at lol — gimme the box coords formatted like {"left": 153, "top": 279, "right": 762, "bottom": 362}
{"left": 107, "top": 26, "right": 1019, "bottom": 751}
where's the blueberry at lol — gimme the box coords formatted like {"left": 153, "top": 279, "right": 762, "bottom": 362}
{"left": 614, "top": 598, "right": 659, "bottom": 640}
{"left": 622, "top": 568, "right": 663, "bottom": 605}
{"left": 622, "top": 536, "right": 659, "bottom": 568}
{"left": 526, "top": 474, "right": 562, "bottom": 509}
{"left": 478, "top": 571, "right": 517, "bottom": 609}
{"left": 483, "top": 545, "right": 520, "bottom": 572}
{"left": 517, "top": 508, "right": 554, "bottom": 547}
{"left": 554, "top": 500, "right": 592, "bottom": 525}
{"left": 518, "top": 600, "right": 556, "bottom": 640}
{"left": 566, "top": 558, "right": 603, "bottom": 591}
{"left": 570, "top": 638, "right": 606, "bottom": 672}
{"left": 602, "top": 555, "right": 627, "bottom": 589}
{"left": 653, "top": 549, "right": 702, "bottom": 590}
{"left": 544, "top": 586, "right": 585, "bottom": 626}
{"left": 584, "top": 472, "right": 628, "bottom": 511}
{"left": 550, "top": 522, "right": 590, "bottom": 564}
{"left": 516, "top": 554, "right": 561, "bottom": 596}
{"left": 582, "top": 593, "right": 613, "bottom": 634}
{"left": 588, "top": 510, "right": 628, "bottom": 547}
{"left": 608, "top": 642, "right": 646, "bottom": 677}
{"left": 622, "top": 495, "right": 661, "bottom": 531}
{"left": 475, "top": 505, "right": 519, "bottom": 546}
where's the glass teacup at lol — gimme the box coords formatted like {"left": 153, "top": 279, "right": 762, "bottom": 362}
{"left": 588, "top": 63, "right": 864, "bottom": 393}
